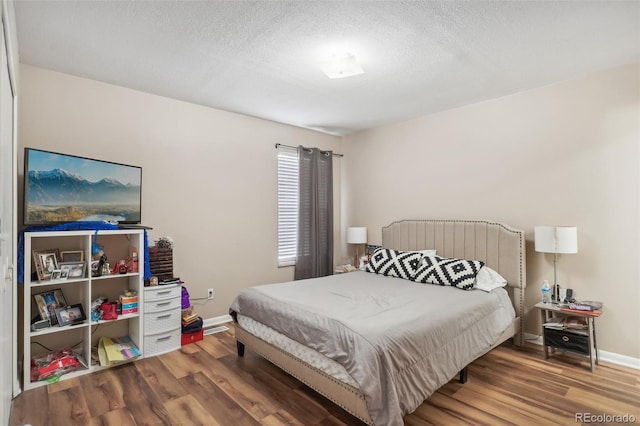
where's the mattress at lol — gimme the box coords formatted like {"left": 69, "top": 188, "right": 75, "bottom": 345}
{"left": 237, "top": 314, "right": 360, "bottom": 388}
{"left": 230, "top": 271, "right": 515, "bottom": 426}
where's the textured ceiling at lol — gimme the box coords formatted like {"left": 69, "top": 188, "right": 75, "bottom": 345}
{"left": 14, "top": 1, "right": 640, "bottom": 136}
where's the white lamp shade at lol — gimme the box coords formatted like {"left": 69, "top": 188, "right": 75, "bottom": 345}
{"left": 534, "top": 226, "right": 578, "bottom": 254}
{"left": 347, "top": 227, "right": 367, "bottom": 244}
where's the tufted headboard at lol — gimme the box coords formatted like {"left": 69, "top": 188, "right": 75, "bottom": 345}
{"left": 381, "top": 219, "right": 526, "bottom": 343}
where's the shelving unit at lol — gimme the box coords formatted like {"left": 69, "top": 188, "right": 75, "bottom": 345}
{"left": 22, "top": 229, "right": 144, "bottom": 390}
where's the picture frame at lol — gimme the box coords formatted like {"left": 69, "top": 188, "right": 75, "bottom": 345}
{"left": 54, "top": 303, "right": 86, "bottom": 327}
{"left": 59, "top": 262, "right": 86, "bottom": 279}
{"left": 33, "top": 288, "right": 67, "bottom": 325}
{"left": 32, "top": 249, "right": 60, "bottom": 282}
{"left": 50, "top": 270, "right": 62, "bottom": 280}
{"left": 60, "top": 250, "right": 84, "bottom": 263}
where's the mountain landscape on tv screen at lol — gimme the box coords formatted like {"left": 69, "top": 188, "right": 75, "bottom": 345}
{"left": 26, "top": 168, "right": 141, "bottom": 223}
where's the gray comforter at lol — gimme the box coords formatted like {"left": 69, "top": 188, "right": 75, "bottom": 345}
{"left": 229, "top": 271, "right": 515, "bottom": 426}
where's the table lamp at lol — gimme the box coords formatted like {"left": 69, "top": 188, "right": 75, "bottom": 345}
{"left": 347, "top": 227, "right": 367, "bottom": 267}
{"left": 534, "top": 226, "right": 578, "bottom": 303}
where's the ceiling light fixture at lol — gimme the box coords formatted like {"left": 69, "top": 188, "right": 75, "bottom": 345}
{"left": 321, "top": 53, "right": 365, "bottom": 79}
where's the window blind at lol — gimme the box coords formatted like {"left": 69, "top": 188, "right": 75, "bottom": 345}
{"left": 277, "top": 150, "right": 298, "bottom": 266}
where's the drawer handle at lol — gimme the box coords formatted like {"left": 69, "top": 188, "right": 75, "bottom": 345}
{"left": 157, "top": 314, "right": 171, "bottom": 319}
{"left": 562, "top": 336, "right": 569, "bottom": 342}
{"left": 156, "top": 290, "right": 171, "bottom": 295}
{"left": 157, "top": 336, "right": 172, "bottom": 341}
{"left": 156, "top": 301, "right": 171, "bottom": 306}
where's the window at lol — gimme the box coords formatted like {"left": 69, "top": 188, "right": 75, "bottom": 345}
{"left": 277, "top": 150, "right": 298, "bottom": 266}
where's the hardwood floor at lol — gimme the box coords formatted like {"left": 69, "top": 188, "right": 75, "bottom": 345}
{"left": 11, "top": 325, "right": 640, "bottom": 426}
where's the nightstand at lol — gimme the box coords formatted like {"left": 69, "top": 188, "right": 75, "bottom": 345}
{"left": 535, "top": 302, "right": 601, "bottom": 372}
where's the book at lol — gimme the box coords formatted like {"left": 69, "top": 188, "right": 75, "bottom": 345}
{"left": 98, "top": 336, "right": 141, "bottom": 367}
{"left": 182, "top": 318, "right": 200, "bottom": 327}
{"left": 563, "top": 316, "right": 587, "bottom": 329}
{"left": 182, "top": 312, "right": 199, "bottom": 323}
{"left": 573, "top": 301, "right": 603, "bottom": 310}
{"left": 560, "top": 307, "right": 602, "bottom": 317}
{"left": 543, "top": 316, "right": 565, "bottom": 330}
{"left": 562, "top": 327, "right": 588, "bottom": 336}
{"left": 566, "top": 301, "right": 603, "bottom": 312}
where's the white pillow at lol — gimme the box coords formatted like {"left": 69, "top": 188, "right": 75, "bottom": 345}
{"left": 474, "top": 266, "right": 507, "bottom": 292}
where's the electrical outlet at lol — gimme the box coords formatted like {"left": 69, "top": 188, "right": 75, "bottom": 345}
{"left": 207, "top": 288, "right": 214, "bottom": 299}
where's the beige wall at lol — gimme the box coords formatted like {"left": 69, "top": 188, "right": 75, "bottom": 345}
{"left": 19, "top": 64, "right": 341, "bottom": 322}
{"left": 19, "top": 62, "right": 640, "bottom": 360}
{"left": 343, "top": 63, "right": 640, "bottom": 359}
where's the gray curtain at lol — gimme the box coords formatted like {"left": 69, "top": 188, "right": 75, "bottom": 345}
{"left": 294, "top": 145, "right": 333, "bottom": 280}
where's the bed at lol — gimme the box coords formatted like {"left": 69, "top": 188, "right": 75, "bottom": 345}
{"left": 229, "top": 220, "right": 526, "bottom": 425}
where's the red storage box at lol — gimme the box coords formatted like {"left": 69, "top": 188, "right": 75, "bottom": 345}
{"left": 181, "top": 329, "right": 203, "bottom": 346}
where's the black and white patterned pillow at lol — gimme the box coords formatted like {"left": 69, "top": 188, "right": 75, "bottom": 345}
{"left": 411, "top": 256, "right": 484, "bottom": 290}
{"left": 365, "top": 248, "right": 423, "bottom": 280}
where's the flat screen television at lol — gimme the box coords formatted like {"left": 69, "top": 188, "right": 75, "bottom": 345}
{"left": 24, "top": 148, "right": 142, "bottom": 226}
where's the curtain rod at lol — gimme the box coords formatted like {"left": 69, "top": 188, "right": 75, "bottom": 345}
{"left": 275, "top": 143, "right": 344, "bottom": 157}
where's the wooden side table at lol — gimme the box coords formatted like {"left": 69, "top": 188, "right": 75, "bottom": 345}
{"left": 535, "top": 302, "right": 601, "bottom": 372}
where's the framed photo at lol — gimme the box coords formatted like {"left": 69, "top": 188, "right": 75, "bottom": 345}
{"left": 33, "top": 288, "right": 67, "bottom": 325}
{"left": 50, "top": 270, "right": 62, "bottom": 280}
{"left": 60, "top": 250, "right": 84, "bottom": 263}
{"left": 59, "top": 262, "right": 86, "bottom": 279}
{"left": 32, "top": 249, "right": 60, "bottom": 282}
{"left": 54, "top": 304, "right": 86, "bottom": 327}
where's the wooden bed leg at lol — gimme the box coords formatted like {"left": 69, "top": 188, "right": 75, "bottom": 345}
{"left": 236, "top": 340, "right": 245, "bottom": 357}
{"left": 459, "top": 367, "right": 468, "bottom": 384}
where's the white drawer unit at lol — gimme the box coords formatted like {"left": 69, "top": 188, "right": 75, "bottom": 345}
{"left": 143, "top": 283, "right": 181, "bottom": 356}
{"left": 145, "top": 284, "right": 182, "bottom": 304}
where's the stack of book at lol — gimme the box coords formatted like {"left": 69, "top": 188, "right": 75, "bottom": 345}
{"left": 543, "top": 316, "right": 588, "bottom": 335}
{"left": 182, "top": 311, "right": 200, "bottom": 327}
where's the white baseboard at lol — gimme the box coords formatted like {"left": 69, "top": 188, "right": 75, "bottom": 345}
{"left": 598, "top": 350, "right": 640, "bottom": 370}
{"left": 203, "top": 315, "right": 233, "bottom": 329}
{"left": 523, "top": 332, "right": 639, "bottom": 370}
